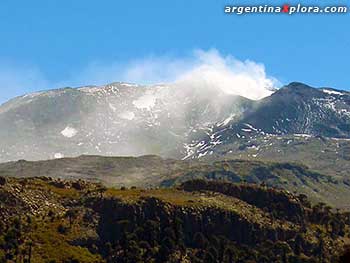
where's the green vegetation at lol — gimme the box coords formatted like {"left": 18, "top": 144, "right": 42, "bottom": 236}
{"left": 1, "top": 176, "right": 350, "bottom": 262}
{"left": 1, "top": 154, "right": 349, "bottom": 209}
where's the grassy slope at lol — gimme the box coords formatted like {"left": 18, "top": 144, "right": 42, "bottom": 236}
{"left": 0, "top": 154, "right": 349, "bottom": 209}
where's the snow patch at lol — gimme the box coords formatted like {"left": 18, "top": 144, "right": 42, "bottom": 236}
{"left": 294, "top": 134, "right": 311, "bottom": 138}
{"left": 322, "top": 89, "right": 344, "bottom": 96}
{"left": 78, "top": 86, "right": 101, "bottom": 93}
{"left": 118, "top": 111, "right": 135, "bottom": 120}
{"left": 109, "top": 103, "right": 117, "bottom": 112}
{"left": 244, "top": 123, "right": 258, "bottom": 131}
{"left": 217, "top": 114, "right": 236, "bottom": 127}
{"left": 198, "top": 151, "right": 208, "bottom": 158}
{"left": 22, "top": 91, "right": 45, "bottom": 99}
{"left": 61, "top": 126, "right": 78, "bottom": 138}
{"left": 54, "top": 153, "right": 64, "bottom": 159}
{"left": 120, "top": 83, "right": 138, "bottom": 87}
{"left": 133, "top": 94, "right": 157, "bottom": 110}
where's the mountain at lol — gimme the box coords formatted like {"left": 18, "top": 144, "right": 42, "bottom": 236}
{"left": 238, "top": 82, "right": 350, "bottom": 137}
{"left": 1, "top": 177, "right": 349, "bottom": 262}
{"left": 1, "top": 81, "right": 350, "bottom": 207}
{"left": 0, "top": 82, "right": 253, "bottom": 162}
{"left": 1, "top": 155, "right": 350, "bottom": 209}
{"left": 0, "top": 81, "right": 349, "bottom": 164}
{"left": 180, "top": 83, "right": 350, "bottom": 178}
{"left": 186, "top": 82, "right": 350, "bottom": 155}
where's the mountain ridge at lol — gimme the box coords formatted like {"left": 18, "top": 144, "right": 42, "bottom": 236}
{"left": 1, "top": 81, "right": 350, "bottom": 163}
{"left": 1, "top": 154, "right": 349, "bottom": 209}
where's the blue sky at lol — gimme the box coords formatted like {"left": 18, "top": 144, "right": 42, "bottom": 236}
{"left": 0, "top": 0, "right": 349, "bottom": 103}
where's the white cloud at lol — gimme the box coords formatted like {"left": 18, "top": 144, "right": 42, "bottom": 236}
{"left": 73, "top": 55, "right": 194, "bottom": 86}
{"left": 76, "top": 49, "right": 279, "bottom": 100}
{"left": 175, "top": 49, "right": 279, "bottom": 100}
{"left": 0, "top": 49, "right": 280, "bottom": 103}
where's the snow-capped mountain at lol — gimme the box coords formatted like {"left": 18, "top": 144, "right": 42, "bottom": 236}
{"left": 0, "top": 81, "right": 349, "bottom": 163}
{"left": 184, "top": 83, "right": 350, "bottom": 157}
{"left": 0, "top": 82, "right": 252, "bottom": 162}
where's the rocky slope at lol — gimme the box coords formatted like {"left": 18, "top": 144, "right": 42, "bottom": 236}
{"left": 0, "top": 177, "right": 349, "bottom": 262}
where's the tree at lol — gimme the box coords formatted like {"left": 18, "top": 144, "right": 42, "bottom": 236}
{"left": 125, "top": 240, "right": 142, "bottom": 263}
{"left": 144, "top": 220, "right": 160, "bottom": 246}
{"left": 193, "top": 232, "right": 208, "bottom": 249}
{"left": 48, "top": 210, "right": 55, "bottom": 222}
{"left": 339, "top": 246, "right": 350, "bottom": 263}
{"left": 294, "top": 234, "right": 303, "bottom": 256}
{"left": 27, "top": 241, "right": 32, "bottom": 263}
{"left": 223, "top": 247, "right": 236, "bottom": 263}
{"left": 204, "top": 251, "right": 216, "bottom": 263}
{"left": 57, "top": 224, "right": 68, "bottom": 234}
{"left": 274, "top": 241, "right": 292, "bottom": 263}
{"left": 157, "top": 243, "right": 170, "bottom": 263}
{"left": 65, "top": 209, "right": 78, "bottom": 227}
{"left": 0, "top": 176, "right": 6, "bottom": 186}
{"left": 97, "top": 186, "right": 107, "bottom": 199}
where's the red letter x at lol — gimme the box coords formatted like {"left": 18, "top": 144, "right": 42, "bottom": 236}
{"left": 282, "top": 4, "right": 289, "bottom": 13}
